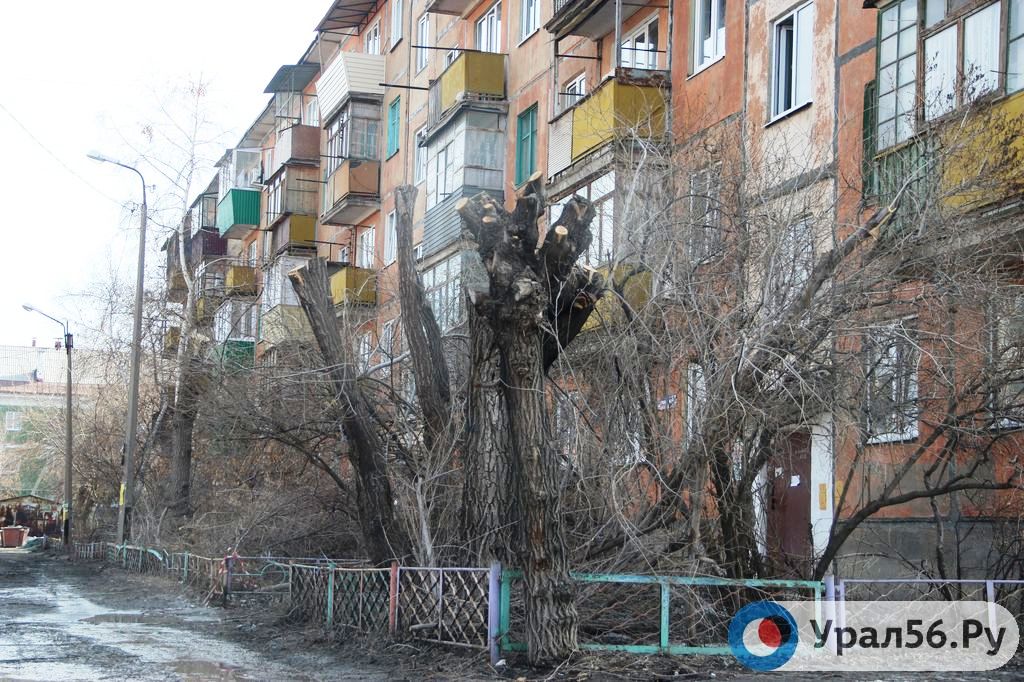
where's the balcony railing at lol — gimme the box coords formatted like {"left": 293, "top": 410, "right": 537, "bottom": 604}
{"left": 217, "top": 188, "right": 261, "bottom": 239}
{"left": 225, "top": 264, "right": 258, "bottom": 295}
{"left": 321, "top": 159, "right": 381, "bottom": 225}
{"left": 427, "top": 51, "right": 506, "bottom": 129}
{"left": 547, "top": 68, "right": 668, "bottom": 178}
{"left": 330, "top": 266, "right": 376, "bottom": 306}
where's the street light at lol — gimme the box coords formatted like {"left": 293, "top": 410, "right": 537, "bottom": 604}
{"left": 22, "top": 304, "right": 73, "bottom": 547}
{"left": 88, "top": 150, "right": 147, "bottom": 545}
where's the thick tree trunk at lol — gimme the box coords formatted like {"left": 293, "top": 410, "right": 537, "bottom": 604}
{"left": 289, "top": 257, "right": 407, "bottom": 564}
{"left": 168, "top": 406, "right": 196, "bottom": 518}
{"left": 457, "top": 175, "right": 603, "bottom": 665}
{"left": 461, "top": 306, "right": 516, "bottom": 564}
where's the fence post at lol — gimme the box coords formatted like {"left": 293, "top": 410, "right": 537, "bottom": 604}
{"left": 823, "top": 576, "right": 836, "bottom": 653}
{"left": 224, "top": 555, "right": 233, "bottom": 605}
{"left": 499, "top": 568, "right": 512, "bottom": 653}
{"left": 659, "top": 579, "right": 670, "bottom": 652}
{"left": 488, "top": 562, "right": 501, "bottom": 665}
{"left": 183, "top": 552, "right": 189, "bottom": 583}
{"left": 326, "top": 563, "right": 336, "bottom": 628}
{"left": 986, "top": 579, "right": 997, "bottom": 634}
{"left": 389, "top": 562, "right": 399, "bottom": 636}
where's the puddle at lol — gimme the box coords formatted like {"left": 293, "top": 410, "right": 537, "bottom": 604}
{"left": 173, "top": 659, "right": 253, "bottom": 680}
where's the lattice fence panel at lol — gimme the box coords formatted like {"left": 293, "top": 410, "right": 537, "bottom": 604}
{"left": 332, "top": 569, "right": 391, "bottom": 633}
{"left": 398, "top": 569, "right": 489, "bottom": 648}
{"left": 291, "top": 565, "right": 330, "bottom": 624}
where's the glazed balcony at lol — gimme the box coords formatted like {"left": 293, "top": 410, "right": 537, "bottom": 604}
{"left": 321, "top": 159, "right": 381, "bottom": 226}
{"left": 330, "top": 265, "right": 376, "bottom": 306}
{"left": 547, "top": 68, "right": 668, "bottom": 181}
{"left": 427, "top": 51, "right": 506, "bottom": 130}
{"left": 217, "top": 188, "right": 261, "bottom": 239}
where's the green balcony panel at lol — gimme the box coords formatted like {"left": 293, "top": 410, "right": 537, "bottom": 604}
{"left": 217, "top": 189, "right": 262, "bottom": 239}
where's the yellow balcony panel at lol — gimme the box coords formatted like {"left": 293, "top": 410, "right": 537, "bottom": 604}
{"left": 226, "top": 264, "right": 258, "bottom": 295}
{"left": 570, "top": 71, "right": 668, "bottom": 162}
{"left": 260, "top": 304, "right": 314, "bottom": 346}
{"left": 942, "top": 91, "right": 1024, "bottom": 210}
{"left": 330, "top": 266, "right": 377, "bottom": 306}
{"left": 196, "top": 295, "right": 218, "bottom": 322}
{"left": 440, "top": 52, "right": 505, "bottom": 112}
{"left": 163, "top": 326, "right": 180, "bottom": 358}
{"left": 581, "top": 265, "right": 652, "bottom": 332}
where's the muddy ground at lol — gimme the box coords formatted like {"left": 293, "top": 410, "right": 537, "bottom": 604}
{"left": 3, "top": 548, "right": 1022, "bottom": 681}
{"left": 0, "top": 548, "right": 415, "bottom": 681}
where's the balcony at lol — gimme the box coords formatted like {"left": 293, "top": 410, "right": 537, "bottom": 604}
{"left": 424, "top": 0, "right": 473, "bottom": 15}
{"left": 225, "top": 264, "right": 258, "bottom": 295}
{"left": 316, "top": 51, "right": 385, "bottom": 123}
{"left": 260, "top": 305, "right": 314, "bottom": 346}
{"left": 580, "top": 265, "right": 652, "bottom": 332}
{"left": 330, "top": 265, "right": 376, "bottom": 305}
{"left": 217, "top": 188, "right": 261, "bottom": 239}
{"left": 213, "top": 340, "right": 255, "bottom": 370}
{"left": 546, "top": 0, "right": 647, "bottom": 40}
{"left": 270, "top": 124, "right": 320, "bottom": 177}
{"left": 268, "top": 215, "right": 316, "bottom": 256}
{"left": 187, "top": 229, "right": 227, "bottom": 267}
{"left": 427, "top": 51, "right": 506, "bottom": 130}
{"left": 163, "top": 326, "right": 180, "bottom": 358}
{"left": 547, "top": 69, "right": 668, "bottom": 181}
{"left": 321, "top": 159, "right": 381, "bottom": 225}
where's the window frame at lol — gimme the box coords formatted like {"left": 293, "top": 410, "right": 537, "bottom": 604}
{"left": 520, "top": 0, "right": 540, "bottom": 42}
{"left": 514, "top": 104, "right": 538, "bottom": 186}
{"left": 621, "top": 15, "right": 660, "bottom": 70}
{"left": 769, "top": 1, "right": 815, "bottom": 121}
{"left": 476, "top": 2, "right": 502, "bottom": 53}
{"left": 990, "top": 288, "right": 1024, "bottom": 427}
{"left": 863, "top": 318, "right": 920, "bottom": 444}
{"left": 386, "top": 96, "right": 401, "bottom": 158}
{"left": 560, "top": 72, "right": 587, "bottom": 113}
{"left": 874, "top": 0, "right": 1021, "bottom": 152}
{"left": 687, "top": 163, "right": 724, "bottom": 263}
{"left": 692, "top": 0, "right": 727, "bottom": 74}
{"left": 416, "top": 14, "right": 430, "bottom": 72}
{"left": 365, "top": 20, "right": 381, "bottom": 55}
{"left": 390, "top": 0, "right": 404, "bottom": 49}
{"left": 357, "top": 226, "right": 376, "bottom": 269}
{"left": 413, "top": 125, "right": 427, "bottom": 184}
{"left": 385, "top": 210, "right": 398, "bottom": 265}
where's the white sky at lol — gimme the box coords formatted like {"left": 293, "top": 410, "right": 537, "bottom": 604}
{"left": 0, "top": 1, "right": 330, "bottom": 349}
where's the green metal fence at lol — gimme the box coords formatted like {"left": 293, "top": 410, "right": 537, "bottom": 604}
{"left": 500, "top": 570, "right": 823, "bottom": 656}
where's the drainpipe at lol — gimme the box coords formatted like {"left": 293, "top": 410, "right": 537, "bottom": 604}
{"left": 613, "top": 0, "right": 622, "bottom": 71}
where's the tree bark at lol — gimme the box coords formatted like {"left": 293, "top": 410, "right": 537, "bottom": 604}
{"left": 458, "top": 174, "right": 603, "bottom": 665}
{"left": 289, "top": 257, "right": 407, "bottom": 564}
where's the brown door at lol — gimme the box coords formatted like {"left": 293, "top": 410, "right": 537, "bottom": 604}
{"left": 767, "top": 430, "right": 812, "bottom": 577}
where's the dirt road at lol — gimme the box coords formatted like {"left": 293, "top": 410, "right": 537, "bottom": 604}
{"left": 0, "top": 548, "right": 390, "bottom": 681}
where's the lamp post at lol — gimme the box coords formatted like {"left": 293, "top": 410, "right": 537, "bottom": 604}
{"left": 88, "top": 151, "right": 147, "bottom": 545}
{"left": 22, "top": 305, "right": 73, "bottom": 547}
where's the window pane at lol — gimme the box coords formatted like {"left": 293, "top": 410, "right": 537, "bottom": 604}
{"left": 898, "top": 57, "right": 917, "bottom": 87}
{"left": 924, "top": 25, "right": 957, "bottom": 120}
{"left": 881, "top": 4, "right": 901, "bottom": 38}
{"left": 880, "top": 63, "right": 898, "bottom": 92}
{"left": 1010, "top": 38, "right": 1024, "bottom": 92}
{"left": 898, "top": 25, "right": 916, "bottom": 58}
{"left": 880, "top": 35, "right": 898, "bottom": 67}
{"left": 879, "top": 90, "right": 897, "bottom": 122}
{"left": 925, "top": 0, "right": 945, "bottom": 27}
{"left": 963, "top": 2, "right": 1001, "bottom": 100}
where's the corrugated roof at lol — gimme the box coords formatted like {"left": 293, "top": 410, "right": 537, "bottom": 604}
{"left": 264, "top": 64, "right": 320, "bottom": 93}
{"left": 316, "top": 0, "right": 381, "bottom": 33}
{"left": 0, "top": 345, "right": 117, "bottom": 391}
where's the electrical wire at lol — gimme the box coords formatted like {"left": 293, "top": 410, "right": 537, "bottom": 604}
{"left": 0, "top": 100, "right": 122, "bottom": 205}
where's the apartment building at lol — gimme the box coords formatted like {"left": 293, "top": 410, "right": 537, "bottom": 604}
{"left": 162, "top": 0, "right": 1023, "bottom": 578}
